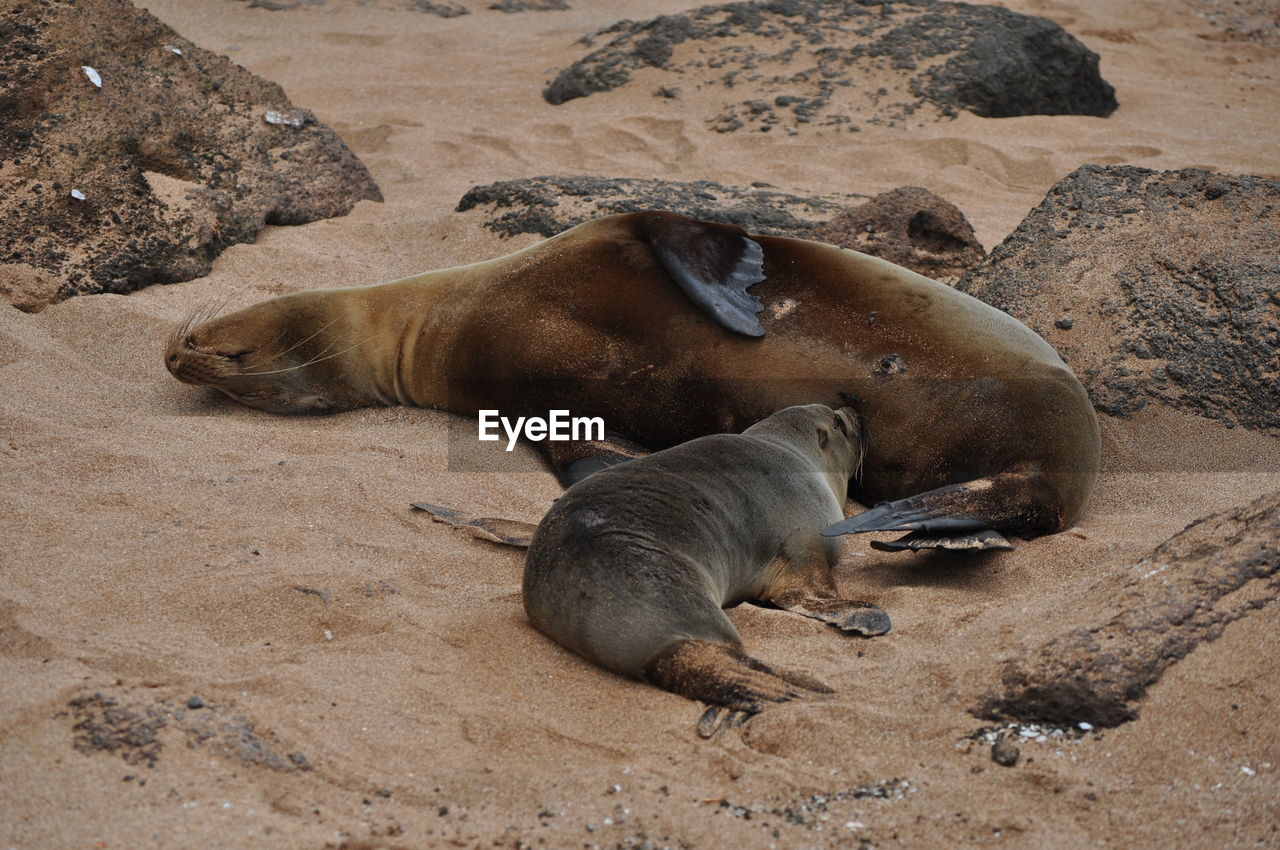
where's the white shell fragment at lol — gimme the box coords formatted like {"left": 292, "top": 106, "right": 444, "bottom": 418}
{"left": 264, "top": 108, "right": 307, "bottom": 129}
{"left": 70, "top": 189, "right": 86, "bottom": 201}
{"left": 163, "top": 44, "right": 184, "bottom": 56}
{"left": 81, "top": 65, "right": 102, "bottom": 88}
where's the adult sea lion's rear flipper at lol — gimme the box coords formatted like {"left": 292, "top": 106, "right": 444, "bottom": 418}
{"left": 642, "top": 213, "right": 767, "bottom": 338}
{"left": 870, "top": 528, "right": 1013, "bottom": 552}
{"left": 642, "top": 639, "right": 833, "bottom": 737}
{"left": 823, "top": 471, "right": 1047, "bottom": 551}
{"left": 410, "top": 502, "right": 536, "bottom": 548}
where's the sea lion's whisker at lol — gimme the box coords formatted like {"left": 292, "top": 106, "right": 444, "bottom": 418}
{"left": 240, "top": 337, "right": 371, "bottom": 375}
{"left": 259, "top": 317, "right": 340, "bottom": 363}
{"left": 172, "top": 295, "right": 234, "bottom": 347}
{"left": 243, "top": 329, "right": 291, "bottom": 366}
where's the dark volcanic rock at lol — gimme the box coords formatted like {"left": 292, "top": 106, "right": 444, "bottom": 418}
{"left": 957, "top": 165, "right": 1280, "bottom": 434}
{"left": 408, "top": 0, "right": 471, "bottom": 15}
{"left": 457, "top": 176, "right": 985, "bottom": 279}
{"left": 489, "top": 0, "right": 569, "bottom": 11}
{"left": 240, "top": 1, "right": 569, "bottom": 13}
{"left": 237, "top": 0, "right": 327, "bottom": 10}
{"left": 811, "top": 186, "right": 985, "bottom": 281}
{"left": 0, "top": 0, "right": 382, "bottom": 310}
{"left": 977, "top": 490, "right": 1280, "bottom": 728}
{"left": 544, "top": 0, "right": 1116, "bottom": 131}
{"left": 457, "top": 175, "right": 866, "bottom": 239}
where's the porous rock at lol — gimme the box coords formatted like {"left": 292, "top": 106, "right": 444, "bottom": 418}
{"left": 957, "top": 165, "right": 1280, "bottom": 434}
{"left": 457, "top": 174, "right": 865, "bottom": 238}
{"left": 544, "top": 0, "right": 1117, "bottom": 131}
{"left": 1185, "top": 0, "right": 1280, "bottom": 47}
{"left": 810, "top": 186, "right": 984, "bottom": 282}
{"left": 457, "top": 176, "right": 984, "bottom": 279}
{"left": 408, "top": 0, "right": 471, "bottom": 15}
{"left": 0, "top": 0, "right": 382, "bottom": 311}
{"left": 489, "top": 0, "right": 569, "bottom": 11}
{"left": 976, "top": 490, "right": 1280, "bottom": 727}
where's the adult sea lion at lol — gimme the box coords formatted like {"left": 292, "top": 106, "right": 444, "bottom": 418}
{"left": 522, "top": 404, "right": 887, "bottom": 734}
{"left": 166, "top": 211, "right": 1100, "bottom": 549}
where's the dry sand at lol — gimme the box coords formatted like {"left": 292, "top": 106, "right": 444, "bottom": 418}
{"left": 2, "top": 0, "right": 1278, "bottom": 847}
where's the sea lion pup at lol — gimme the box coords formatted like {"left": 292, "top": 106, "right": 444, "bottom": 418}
{"left": 166, "top": 210, "right": 1100, "bottom": 550}
{"left": 522, "top": 404, "right": 888, "bottom": 735}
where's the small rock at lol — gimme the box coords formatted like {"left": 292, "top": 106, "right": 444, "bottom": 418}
{"left": 186, "top": 696, "right": 205, "bottom": 709}
{"left": 992, "top": 731, "right": 1020, "bottom": 767}
{"left": 811, "top": 186, "right": 986, "bottom": 281}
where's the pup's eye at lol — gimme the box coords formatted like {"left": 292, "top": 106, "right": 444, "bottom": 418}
{"left": 834, "top": 414, "right": 851, "bottom": 436}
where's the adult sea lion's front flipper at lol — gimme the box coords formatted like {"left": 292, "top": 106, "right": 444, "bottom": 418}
{"left": 410, "top": 502, "right": 537, "bottom": 548}
{"left": 541, "top": 430, "right": 652, "bottom": 487}
{"left": 642, "top": 213, "right": 767, "bottom": 338}
{"left": 823, "top": 469, "right": 1051, "bottom": 551}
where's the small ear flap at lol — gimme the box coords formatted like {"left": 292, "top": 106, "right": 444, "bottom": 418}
{"left": 642, "top": 213, "right": 767, "bottom": 338}
{"left": 818, "top": 427, "right": 829, "bottom": 449}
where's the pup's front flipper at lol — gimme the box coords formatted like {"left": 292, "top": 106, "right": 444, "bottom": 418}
{"left": 825, "top": 469, "right": 1053, "bottom": 551}
{"left": 766, "top": 589, "right": 892, "bottom": 636}
{"left": 642, "top": 639, "right": 832, "bottom": 737}
{"left": 410, "top": 502, "right": 536, "bottom": 548}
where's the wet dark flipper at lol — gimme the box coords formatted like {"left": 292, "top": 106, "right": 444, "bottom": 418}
{"left": 871, "top": 528, "right": 1013, "bottom": 552}
{"left": 642, "top": 213, "right": 767, "bottom": 338}
{"left": 825, "top": 469, "right": 1056, "bottom": 549}
{"left": 409, "top": 502, "right": 537, "bottom": 548}
{"left": 643, "top": 639, "right": 832, "bottom": 735}
{"left": 542, "top": 432, "right": 652, "bottom": 488}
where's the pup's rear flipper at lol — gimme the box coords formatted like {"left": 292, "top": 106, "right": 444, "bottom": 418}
{"left": 643, "top": 639, "right": 832, "bottom": 737}
{"left": 410, "top": 502, "right": 536, "bottom": 548}
{"left": 824, "top": 471, "right": 1051, "bottom": 551}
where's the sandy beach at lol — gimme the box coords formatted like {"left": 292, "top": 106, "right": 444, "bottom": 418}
{"left": 2, "top": 0, "right": 1278, "bottom": 847}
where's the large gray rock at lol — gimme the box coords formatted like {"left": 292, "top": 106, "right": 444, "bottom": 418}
{"left": 0, "top": 0, "right": 382, "bottom": 311}
{"left": 958, "top": 165, "right": 1280, "bottom": 434}
{"left": 544, "top": 0, "right": 1117, "bottom": 131}
{"left": 976, "top": 490, "right": 1280, "bottom": 727}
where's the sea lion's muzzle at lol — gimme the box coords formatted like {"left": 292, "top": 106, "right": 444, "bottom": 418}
{"left": 164, "top": 334, "right": 245, "bottom": 386}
